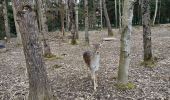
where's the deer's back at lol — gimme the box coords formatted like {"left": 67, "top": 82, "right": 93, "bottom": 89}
{"left": 83, "top": 51, "right": 92, "bottom": 68}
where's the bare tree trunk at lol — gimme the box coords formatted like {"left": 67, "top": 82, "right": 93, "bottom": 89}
{"left": 36, "top": 0, "right": 52, "bottom": 57}
{"left": 12, "top": 0, "right": 22, "bottom": 45}
{"left": 15, "top": 3, "right": 53, "bottom": 100}
{"left": 141, "top": 0, "right": 153, "bottom": 63}
{"left": 115, "top": 0, "right": 118, "bottom": 28}
{"left": 75, "top": 0, "right": 79, "bottom": 39}
{"left": 3, "top": 0, "right": 10, "bottom": 41}
{"left": 60, "top": 0, "right": 65, "bottom": 36}
{"left": 118, "top": 0, "right": 134, "bottom": 84}
{"left": 100, "top": 0, "right": 103, "bottom": 29}
{"left": 66, "top": 0, "right": 70, "bottom": 31}
{"left": 103, "top": 0, "right": 113, "bottom": 36}
{"left": 84, "top": 0, "right": 89, "bottom": 44}
{"left": 68, "top": 0, "right": 77, "bottom": 45}
{"left": 158, "top": 0, "right": 161, "bottom": 24}
{"left": 152, "top": 0, "right": 158, "bottom": 26}
{"left": 118, "top": 0, "right": 122, "bottom": 29}
{"left": 92, "top": 0, "right": 96, "bottom": 29}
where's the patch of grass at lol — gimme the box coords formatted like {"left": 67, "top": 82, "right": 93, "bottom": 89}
{"left": 44, "top": 54, "right": 56, "bottom": 58}
{"left": 52, "top": 64, "right": 62, "bottom": 69}
{"left": 70, "top": 39, "right": 78, "bottom": 45}
{"left": 140, "top": 57, "right": 157, "bottom": 68}
{"left": 44, "top": 54, "right": 62, "bottom": 61}
{"left": 115, "top": 82, "right": 136, "bottom": 90}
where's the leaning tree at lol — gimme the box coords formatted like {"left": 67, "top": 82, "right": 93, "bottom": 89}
{"left": 13, "top": 0, "right": 54, "bottom": 99}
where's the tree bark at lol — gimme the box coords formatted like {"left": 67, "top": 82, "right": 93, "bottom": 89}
{"left": 68, "top": 0, "right": 77, "bottom": 45}
{"left": 12, "top": 0, "right": 22, "bottom": 44}
{"left": 118, "top": 0, "right": 122, "bottom": 29}
{"left": 66, "top": 0, "right": 70, "bottom": 31}
{"left": 75, "top": 0, "right": 79, "bottom": 39}
{"left": 141, "top": 0, "right": 153, "bottom": 62}
{"left": 84, "top": 0, "right": 89, "bottom": 44}
{"left": 100, "top": 0, "right": 103, "bottom": 29}
{"left": 92, "top": 0, "right": 96, "bottom": 29}
{"left": 152, "top": 0, "right": 158, "bottom": 26}
{"left": 115, "top": 0, "right": 118, "bottom": 28}
{"left": 3, "top": 0, "right": 10, "bottom": 41}
{"left": 59, "top": 0, "right": 65, "bottom": 36}
{"left": 158, "top": 0, "right": 161, "bottom": 24}
{"left": 103, "top": 0, "right": 113, "bottom": 36}
{"left": 118, "top": 0, "right": 134, "bottom": 84}
{"left": 36, "top": 0, "right": 52, "bottom": 57}
{"left": 16, "top": 4, "right": 53, "bottom": 100}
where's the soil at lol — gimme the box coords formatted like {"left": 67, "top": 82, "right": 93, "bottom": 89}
{"left": 0, "top": 25, "right": 170, "bottom": 100}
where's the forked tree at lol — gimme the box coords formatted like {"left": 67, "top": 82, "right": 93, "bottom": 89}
{"left": 59, "top": 0, "right": 65, "bottom": 36}
{"left": 118, "top": 0, "right": 135, "bottom": 84}
{"left": 103, "top": 0, "right": 113, "bottom": 36}
{"left": 14, "top": 1, "right": 54, "bottom": 99}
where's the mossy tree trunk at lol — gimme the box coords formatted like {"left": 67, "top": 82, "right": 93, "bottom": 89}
{"left": 103, "top": 0, "right": 113, "bottom": 36}
{"left": 118, "top": 0, "right": 134, "bottom": 84}
{"left": 141, "top": 0, "right": 153, "bottom": 63}
{"left": 84, "top": 0, "right": 89, "bottom": 44}
{"left": 3, "top": 0, "right": 10, "bottom": 41}
{"left": 68, "top": 0, "right": 77, "bottom": 45}
{"left": 15, "top": 2, "right": 53, "bottom": 100}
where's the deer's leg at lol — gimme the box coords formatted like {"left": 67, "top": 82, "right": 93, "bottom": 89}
{"left": 92, "top": 72, "right": 97, "bottom": 91}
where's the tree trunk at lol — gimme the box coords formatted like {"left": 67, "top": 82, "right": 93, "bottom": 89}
{"left": 60, "top": 0, "right": 65, "bottom": 36}
{"left": 103, "top": 0, "right": 113, "bottom": 36}
{"left": 118, "top": 0, "right": 134, "bottom": 84}
{"left": 3, "top": 0, "right": 10, "bottom": 41}
{"left": 84, "top": 0, "right": 89, "bottom": 44}
{"left": 158, "top": 0, "right": 161, "bottom": 24}
{"left": 92, "top": 0, "right": 96, "bottom": 29}
{"left": 75, "top": 0, "right": 79, "bottom": 39}
{"left": 36, "top": 0, "right": 52, "bottom": 57}
{"left": 115, "top": 0, "right": 118, "bottom": 28}
{"left": 118, "top": 0, "right": 122, "bottom": 29}
{"left": 16, "top": 4, "right": 53, "bottom": 100}
{"left": 152, "top": 0, "right": 158, "bottom": 26}
{"left": 12, "top": 0, "right": 22, "bottom": 45}
{"left": 68, "top": 0, "right": 77, "bottom": 45}
{"left": 100, "top": 0, "right": 103, "bottom": 29}
{"left": 66, "top": 0, "right": 70, "bottom": 31}
{"left": 141, "top": 0, "right": 153, "bottom": 62}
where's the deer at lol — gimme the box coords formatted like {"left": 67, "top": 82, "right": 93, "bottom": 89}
{"left": 83, "top": 43, "right": 101, "bottom": 91}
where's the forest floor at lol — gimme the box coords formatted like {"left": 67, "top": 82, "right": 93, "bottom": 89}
{"left": 0, "top": 25, "right": 170, "bottom": 100}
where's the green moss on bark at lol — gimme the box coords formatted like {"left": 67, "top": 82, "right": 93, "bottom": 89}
{"left": 115, "top": 82, "right": 136, "bottom": 90}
